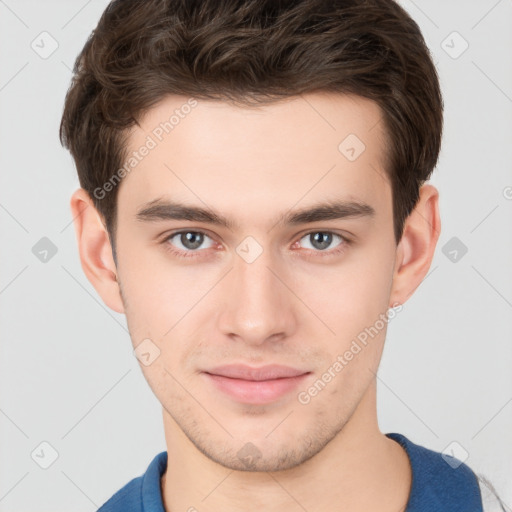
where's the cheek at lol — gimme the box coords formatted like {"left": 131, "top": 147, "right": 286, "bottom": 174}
{"left": 118, "top": 248, "right": 201, "bottom": 332}
{"left": 296, "top": 247, "right": 394, "bottom": 340}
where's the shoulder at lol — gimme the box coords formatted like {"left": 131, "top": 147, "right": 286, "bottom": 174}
{"left": 386, "top": 432, "right": 483, "bottom": 511}
{"left": 97, "top": 451, "right": 168, "bottom": 512}
{"left": 96, "top": 474, "right": 144, "bottom": 512}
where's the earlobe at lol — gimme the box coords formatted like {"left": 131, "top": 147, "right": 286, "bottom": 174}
{"left": 69, "top": 188, "right": 125, "bottom": 314}
{"left": 389, "top": 184, "right": 441, "bottom": 308}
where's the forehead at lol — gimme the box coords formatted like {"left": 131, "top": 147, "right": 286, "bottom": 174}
{"left": 117, "top": 91, "right": 391, "bottom": 226}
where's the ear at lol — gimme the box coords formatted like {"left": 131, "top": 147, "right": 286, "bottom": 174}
{"left": 389, "top": 184, "right": 441, "bottom": 307}
{"left": 69, "top": 188, "right": 125, "bottom": 314}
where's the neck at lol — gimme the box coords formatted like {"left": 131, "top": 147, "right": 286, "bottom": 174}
{"left": 161, "top": 379, "right": 412, "bottom": 512}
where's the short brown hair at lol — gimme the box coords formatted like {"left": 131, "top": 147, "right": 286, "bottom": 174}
{"left": 59, "top": 0, "right": 443, "bottom": 263}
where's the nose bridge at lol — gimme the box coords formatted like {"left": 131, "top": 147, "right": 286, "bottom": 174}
{"left": 217, "top": 243, "right": 295, "bottom": 344}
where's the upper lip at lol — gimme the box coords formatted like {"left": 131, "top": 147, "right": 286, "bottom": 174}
{"left": 204, "top": 364, "right": 310, "bottom": 381}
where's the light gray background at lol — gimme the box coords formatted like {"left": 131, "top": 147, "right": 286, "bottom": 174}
{"left": 0, "top": 0, "right": 511, "bottom": 510}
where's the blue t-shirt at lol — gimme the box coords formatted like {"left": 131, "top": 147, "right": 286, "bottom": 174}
{"left": 97, "top": 432, "right": 484, "bottom": 511}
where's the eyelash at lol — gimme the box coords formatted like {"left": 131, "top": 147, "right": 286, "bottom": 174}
{"left": 160, "top": 230, "right": 352, "bottom": 260}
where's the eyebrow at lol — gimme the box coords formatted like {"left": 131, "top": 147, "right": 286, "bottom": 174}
{"left": 135, "top": 197, "right": 375, "bottom": 230}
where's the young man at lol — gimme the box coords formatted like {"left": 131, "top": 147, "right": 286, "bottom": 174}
{"left": 59, "top": 0, "right": 505, "bottom": 510}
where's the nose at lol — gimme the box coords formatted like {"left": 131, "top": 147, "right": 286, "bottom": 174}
{"left": 216, "top": 246, "right": 297, "bottom": 346}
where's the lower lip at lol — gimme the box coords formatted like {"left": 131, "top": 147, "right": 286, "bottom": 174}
{"left": 203, "top": 372, "right": 310, "bottom": 404}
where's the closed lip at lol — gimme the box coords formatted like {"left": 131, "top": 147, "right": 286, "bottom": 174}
{"left": 203, "top": 364, "right": 310, "bottom": 381}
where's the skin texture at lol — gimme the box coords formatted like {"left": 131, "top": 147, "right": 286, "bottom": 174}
{"left": 70, "top": 92, "right": 440, "bottom": 512}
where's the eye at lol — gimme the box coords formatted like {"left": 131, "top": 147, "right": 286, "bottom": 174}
{"left": 297, "top": 231, "right": 347, "bottom": 253}
{"left": 161, "top": 229, "right": 351, "bottom": 260}
{"left": 164, "top": 231, "right": 215, "bottom": 253}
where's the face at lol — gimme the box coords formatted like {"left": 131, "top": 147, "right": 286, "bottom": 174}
{"left": 113, "top": 92, "right": 399, "bottom": 471}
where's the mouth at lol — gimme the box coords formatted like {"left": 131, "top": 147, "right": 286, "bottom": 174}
{"left": 202, "top": 364, "right": 312, "bottom": 404}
